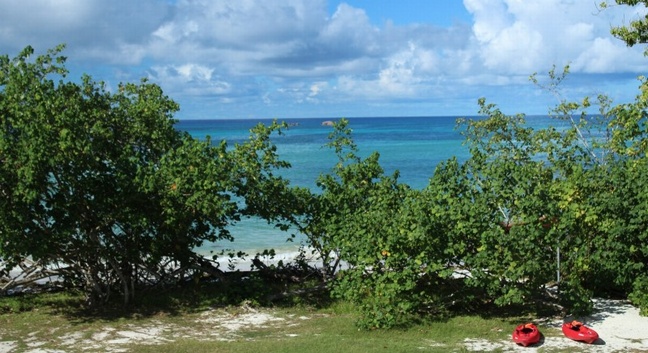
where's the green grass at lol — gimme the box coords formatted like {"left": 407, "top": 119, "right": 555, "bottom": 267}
{"left": 123, "top": 307, "right": 515, "bottom": 353}
{"left": 0, "top": 283, "right": 634, "bottom": 353}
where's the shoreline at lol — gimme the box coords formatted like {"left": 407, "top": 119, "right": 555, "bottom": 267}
{"left": 194, "top": 240, "right": 316, "bottom": 272}
{"left": 2, "top": 247, "right": 320, "bottom": 293}
{"left": 211, "top": 248, "right": 321, "bottom": 272}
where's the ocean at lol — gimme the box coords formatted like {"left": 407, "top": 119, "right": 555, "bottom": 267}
{"left": 176, "top": 116, "right": 557, "bottom": 258}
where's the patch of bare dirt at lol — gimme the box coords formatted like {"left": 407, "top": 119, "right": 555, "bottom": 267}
{"left": 0, "top": 306, "right": 291, "bottom": 353}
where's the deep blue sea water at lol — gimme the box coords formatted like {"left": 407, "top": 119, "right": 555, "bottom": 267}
{"left": 176, "top": 116, "right": 558, "bottom": 256}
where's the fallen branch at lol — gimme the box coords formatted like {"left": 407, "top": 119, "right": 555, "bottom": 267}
{"left": 1, "top": 259, "right": 66, "bottom": 294}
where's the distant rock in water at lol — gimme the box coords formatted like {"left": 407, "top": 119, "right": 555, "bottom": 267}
{"left": 321, "top": 120, "right": 334, "bottom": 126}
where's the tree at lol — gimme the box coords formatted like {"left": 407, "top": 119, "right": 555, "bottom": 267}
{"left": 602, "top": 1, "right": 648, "bottom": 54}
{"left": 312, "top": 1, "right": 648, "bottom": 324}
{"left": 598, "top": 0, "right": 648, "bottom": 316}
{"left": 442, "top": 60, "right": 648, "bottom": 316}
{"left": 0, "top": 45, "right": 290, "bottom": 305}
{"left": 429, "top": 99, "right": 564, "bottom": 310}
{"left": 313, "top": 119, "right": 413, "bottom": 328}
{"left": 289, "top": 119, "right": 451, "bottom": 328}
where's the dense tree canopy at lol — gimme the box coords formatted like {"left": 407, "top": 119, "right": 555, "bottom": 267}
{"left": 302, "top": 82, "right": 648, "bottom": 327}
{"left": 0, "top": 45, "right": 291, "bottom": 304}
{"left": 3, "top": 0, "right": 648, "bottom": 326}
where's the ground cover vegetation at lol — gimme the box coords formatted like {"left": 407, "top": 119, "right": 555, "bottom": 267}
{"left": 0, "top": 288, "right": 535, "bottom": 353}
{"left": 1, "top": 0, "right": 648, "bottom": 332}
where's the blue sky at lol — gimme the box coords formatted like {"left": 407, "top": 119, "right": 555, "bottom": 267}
{"left": 329, "top": 1, "right": 472, "bottom": 26}
{"left": 1, "top": 0, "right": 647, "bottom": 120}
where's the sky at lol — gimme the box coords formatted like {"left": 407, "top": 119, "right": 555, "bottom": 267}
{"left": 0, "top": 0, "right": 647, "bottom": 120}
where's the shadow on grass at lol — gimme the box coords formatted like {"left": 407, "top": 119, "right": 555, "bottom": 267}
{"left": 1, "top": 268, "right": 563, "bottom": 329}
{"left": 0, "top": 268, "right": 336, "bottom": 324}
{"left": 411, "top": 277, "right": 564, "bottom": 329}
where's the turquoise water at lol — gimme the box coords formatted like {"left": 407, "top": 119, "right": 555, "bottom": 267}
{"left": 177, "top": 116, "right": 471, "bottom": 190}
{"left": 176, "top": 116, "right": 557, "bottom": 255}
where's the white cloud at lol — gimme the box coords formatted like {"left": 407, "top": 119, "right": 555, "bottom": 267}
{"left": 573, "top": 37, "right": 640, "bottom": 73}
{"left": 309, "top": 82, "right": 328, "bottom": 97}
{"left": 0, "top": 0, "right": 647, "bottom": 117}
{"left": 465, "top": 0, "right": 512, "bottom": 43}
{"left": 150, "top": 64, "right": 231, "bottom": 97}
{"left": 0, "top": 0, "right": 170, "bottom": 64}
{"left": 147, "top": 0, "right": 329, "bottom": 70}
{"left": 152, "top": 21, "right": 199, "bottom": 44}
{"left": 0, "top": 0, "right": 93, "bottom": 31}
{"left": 318, "top": 3, "right": 379, "bottom": 55}
{"left": 464, "top": 0, "right": 648, "bottom": 75}
{"left": 480, "top": 21, "right": 544, "bottom": 72}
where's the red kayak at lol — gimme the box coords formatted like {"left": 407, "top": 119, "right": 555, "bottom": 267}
{"left": 562, "top": 321, "right": 599, "bottom": 344}
{"left": 512, "top": 323, "right": 541, "bottom": 347}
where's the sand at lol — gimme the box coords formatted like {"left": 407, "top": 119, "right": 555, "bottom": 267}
{"left": 462, "top": 298, "right": 648, "bottom": 352}
{"left": 1, "top": 298, "right": 646, "bottom": 352}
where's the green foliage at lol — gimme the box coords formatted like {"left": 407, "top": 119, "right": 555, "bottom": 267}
{"left": 441, "top": 66, "right": 648, "bottom": 315}
{"left": 629, "top": 276, "right": 648, "bottom": 315}
{"left": 601, "top": 1, "right": 648, "bottom": 54}
{"left": 435, "top": 100, "right": 560, "bottom": 308}
{"left": 294, "top": 73, "right": 648, "bottom": 325}
{"left": 310, "top": 64, "right": 648, "bottom": 325}
{"left": 297, "top": 119, "right": 434, "bottom": 328}
{"left": 0, "top": 46, "right": 291, "bottom": 306}
{"left": 6, "top": 36, "right": 648, "bottom": 326}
